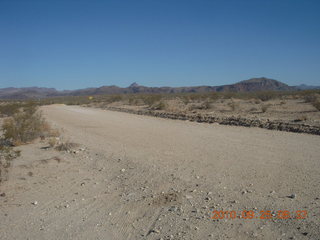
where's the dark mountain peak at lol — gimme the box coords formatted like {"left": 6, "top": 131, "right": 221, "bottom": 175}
{"left": 129, "top": 82, "right": 139, "bottom": 88}
{"left": 240, "top": 77, "right": 279, "bottom": 84}
{"left": 229, "top": 77, "right": 292, "bottom": 92}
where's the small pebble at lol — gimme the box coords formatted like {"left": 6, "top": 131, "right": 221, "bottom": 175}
{"left": 288, "top": 194, "right": 296, "bottom": 199}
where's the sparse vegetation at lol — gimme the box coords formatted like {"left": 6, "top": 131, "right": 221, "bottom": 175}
{"left": 304, "top": 94, "right": 317, "bottom": 103}
{"left": 1, "top": 102, "right": 48, "bottom": 145}
{"left": 249, "top": 107, "right": 258, "bottom": 112}
{"left": 253, "top": 99, "right": 261, "bottom": 104}
{"left": 302, "top": 93, "right": 320, "bottom": 111}
{"left": 141, "top": 94, "right": 163, "bottom": 107}
{"left": 0, "top": 103, "right": 22, "bottom": 117}
{"left": 255, "top": 92, "right": 277, "bottom": 102}
{"left": 0, "top": 102, "right": 56, "bottom": 183}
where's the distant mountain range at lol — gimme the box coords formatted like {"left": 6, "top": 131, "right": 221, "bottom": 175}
{"left": 294, "top": 84, "right": 320, "bottom": 90}
{"left": 0, "top": 77, "right": 318, "bottom": 99}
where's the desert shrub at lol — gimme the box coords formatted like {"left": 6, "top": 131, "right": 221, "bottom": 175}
{"left": 0, "top": 103, "right": 23, "bottom": 116}
{"left": 228, "top": 101, "right": 239, "bottom": 111}
{"left": 312, "top": 101, "right": 320, "bottom": 111}
{"left": 128, "top": 97, "right": 138, "bottom": 105}
{"left": 2, "top": 103, "right": 47, "bottom": 145}
{"left": 300, "top": 115, "right": 308, "bottom": 121}
{"left": 150, "top": 101, "right": 167, "bottom": 110}
{"left": 302, "top": 94, "right": 320, "bottom": 111}
{"left": 0, "top": 146, "right": 20, "bottom": 182}
{"left": 141, "top": 94, "right": 162, "bottom": 106}
{"left": 255, "top": 99, "right": 261, "bottom": 104}
{"left": 249, "top": 107, "right": 258, "bottom": 112}
{"left": 304, "top": 95, "right": 317, "bottom": 103}
{"left": 48, "top": 137, "right": 59, "bottom": 147}
{"left": 261, "top": 104, "right": 271, "bottom": 113}
{"left": 180, "top": 96, "right": 190, "bottom": 105}
{"left": 199, "top": 100, "right": 211, "bottom": 110}
{"left": 55, "top": 141, "right": 79, "bottom": 152}
{"left": 255, "top": 92, "right": 277, "bottom": 102}
{"left": 107, "top": 95, "right": 123, "bottom": 103}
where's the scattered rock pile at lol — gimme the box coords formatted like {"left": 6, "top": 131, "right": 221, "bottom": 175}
{"left": 104, "top": 107, "right": 320, "bottom": 135}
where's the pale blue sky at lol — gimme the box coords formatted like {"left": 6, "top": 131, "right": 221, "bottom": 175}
{"left": 0, "top": 0, "right": 319, "bottom": 90}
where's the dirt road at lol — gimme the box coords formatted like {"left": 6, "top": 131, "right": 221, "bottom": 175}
{"left": 1, "top": 105, "right": 319, "bottom": 239}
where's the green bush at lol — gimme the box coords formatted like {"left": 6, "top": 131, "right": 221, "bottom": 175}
{"left": 2, "top": 103, "right": 46, "bottom": 145}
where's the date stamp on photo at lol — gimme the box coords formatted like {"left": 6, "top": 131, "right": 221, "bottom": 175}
{"left": 212, "top": 210, "right": 308, "bottom": 220}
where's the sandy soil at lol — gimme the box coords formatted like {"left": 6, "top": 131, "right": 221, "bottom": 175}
{"left": 0, "top": 104, "right": 319, "bottom": 240}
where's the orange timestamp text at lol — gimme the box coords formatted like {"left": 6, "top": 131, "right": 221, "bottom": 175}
{"left": 212, "top": 210, "right": 307, "bottom": 220}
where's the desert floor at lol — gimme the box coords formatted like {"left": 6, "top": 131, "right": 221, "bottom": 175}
{"left": 0, "top": 105, "right": 319, "bottom": 240}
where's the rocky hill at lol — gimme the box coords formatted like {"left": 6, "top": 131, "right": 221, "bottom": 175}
{"left": 213, "top": 77, "right": 294, "bottom": 92}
